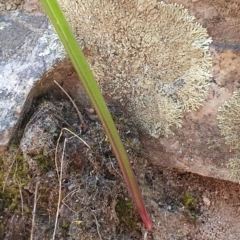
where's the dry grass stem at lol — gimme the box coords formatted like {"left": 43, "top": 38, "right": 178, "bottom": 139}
{"left": 62, "top": 189, "right": 79, "bottom": 214}
{"left": 55, "top": 127, "right": 90, "bottom": 180}
{"left": 17, "top": 181, "right": 24, "bottom": 215}
{"left": 52, "top": 138, "right": 67, "bottom": 240}
{"left": 54, "top": 80, "right": 85, "bottom": 126}
{"left": 63, "top": 127, "right": 90, "bottom": 148}
{"left": 30, "top": 181, "right": 40, "bottom": 240}
{"left": 144, "top": 231, "right": 148, "bottom": 240}
{"left": 92, "top": 211, "right": 103, "bottom": 240}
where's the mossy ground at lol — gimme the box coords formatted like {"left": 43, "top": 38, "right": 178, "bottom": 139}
{"left": 1, "top": 93, "right": 240, "bottom": 239}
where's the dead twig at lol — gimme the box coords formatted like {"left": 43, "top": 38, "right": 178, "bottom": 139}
{"left": 54, "top": 80, "right": 85, "bottom": 127}
{"left": 144, "top": 231, "right": 148, "bottom": 240}
{"left": 17, "top": 181, "right": 24, "bottom": 215}
{"left": 63, "top": 127, "right": 90, "bottom": 148}
{"left": 30, "top": 181, "right": 40, "bottom": 240}
{"left": 55, "top": 127, "right": 90, "bottom": 180}
{"left": 52, "top": 138, "right": 67, "bottom": 240}
{"left": 92, "top": 211, "right": 103, "bottom": 240}
{"left": 62, "top": 189, "right": 79, "bottom": 214}
{"left": 54, "top": 129, "right": 63, "bottom": 181}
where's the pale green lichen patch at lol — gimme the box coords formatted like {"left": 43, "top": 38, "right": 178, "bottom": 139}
{"left": 134, "top": 94, "right": 183, "bottom": 137}
{"left": 217, "top": 89, "right": 240, "bottom": 150}
{"left": 226, "top": 157, "right": 240, "bottom": 183}
{"left": 58, "top": 0, "right": 212, "bottom": 137}
{"left": 217, "top": 89, "right": 240, "bottom": 181}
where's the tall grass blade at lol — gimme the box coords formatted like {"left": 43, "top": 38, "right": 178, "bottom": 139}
{"left": 40, "top": 0, "right": 152, "bottom": 230}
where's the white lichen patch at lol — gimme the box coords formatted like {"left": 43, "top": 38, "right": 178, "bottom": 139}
{"left": 134, "top": 93, "right": 183, "bottom": 137}
{"left": 217, "top": 89, "right": 240, "bottom": 150}
{"left": 58, "top": 0, "right": 212, "bottom": 137}
{"left": 217, "top": 89, "right": 240, "bottom": 182}
{"left": 226, "top": 157, "right": 240, "bottom": 183}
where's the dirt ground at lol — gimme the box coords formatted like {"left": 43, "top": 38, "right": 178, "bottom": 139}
{"left": 1, "top": 90, "right": 240, "bottom": 240}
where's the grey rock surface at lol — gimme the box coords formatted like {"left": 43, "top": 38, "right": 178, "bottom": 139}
{"left": 0, "top": 11, "right": 65, "bottom": 149}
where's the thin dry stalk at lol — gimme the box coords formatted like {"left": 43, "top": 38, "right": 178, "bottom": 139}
{"left": 3, "top": 153, "right": 16, "bottom": 192}
{"left": 62, "top": 189, "right": 79, "bottom": 214}
{"left": 64, "top": 127, "right": 90, "bottom": 148}
{"left": 54, "top": 129, "right": 64, "bottom": 180}
{"left": 52, "top": 138, "right": 67, "bottom": 240}
{"left": 92, "top": 211, "right": 103, "bottom": 240}
{"left": 54, "top": 80, "right": 85, "bottom": 126}
{"left": 54, "top": 128, "right": 90, "bottom": 180}
{"left": 30, "top": 181, "right": 40, "bottom": 240}
{"left": 17, "top": 181, "right": 24, "bottom": 215}
{"left": 144, "top": 231, "right": 148, "bottom": 240}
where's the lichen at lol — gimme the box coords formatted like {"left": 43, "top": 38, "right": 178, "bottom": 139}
{"left": 58, "top": 0, "right": 212, "bottom": 137}
{"left": 217, "top": 89, "right": 240, "bottom": 181}
{"left": 225, "top": 157, "right": 240, "bottom": 183}
{"left": 217, "top": 89, "right": 240, "bottom": 150}
{"left": 134, "top": 94, "right": 183, "bottom": 137}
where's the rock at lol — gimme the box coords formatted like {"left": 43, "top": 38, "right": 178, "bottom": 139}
{"left": 5, "top": 3, "right": 12, "bottom": 11}
{"left": 1, "top": 1, "right": 240, "bottom": 185}
{"left": 203, "top": 196, "right": 211, "bottom": 207}
{"left": 0, "top": 10, "right": 65, "bottom": 150}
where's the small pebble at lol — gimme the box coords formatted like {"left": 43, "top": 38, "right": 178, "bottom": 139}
{"left": 68, "top": 183, "right": 75, "bottom": 191}
{"left": 203, "top": 196, "right": 211, "bottom": 207}
{"left": 6, "top": 3, "right": 12, "bottom": 11}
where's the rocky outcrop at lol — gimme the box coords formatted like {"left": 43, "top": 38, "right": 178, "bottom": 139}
{"left": 1, "top": 1, "right": 240, "bottom": 184}
{"left": 0, "top": 11, "right": 65, "bottom": 150}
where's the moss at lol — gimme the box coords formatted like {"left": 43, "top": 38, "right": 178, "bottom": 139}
{"left": 181, "top": 192, "right": 196, "bottom": 210}
{"left": 33, "top": 153, "right": 54, "bottom": 173}
{"left": 115, "top": 197, "right": 140, "bottom": 231}
{"left": 0, "top": 189, "right": 19, "bottom": 211}
{"left": 180, "top": 192, "right": 198, "bottom": 224}
{"left": 15, "top": 154, "right": 31, "bottom": 183}
{"left": 0, "top": 149, "right": 31, "bottom": 213}
{"left": 61, "top": 220, "right": 70, "bottom": 230}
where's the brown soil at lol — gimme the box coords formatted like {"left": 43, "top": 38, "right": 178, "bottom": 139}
{"left": 1, "top": 88, "right": 240, "bottom": 240}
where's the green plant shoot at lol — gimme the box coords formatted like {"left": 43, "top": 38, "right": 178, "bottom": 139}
{"left": 40, "top": 0, "right": 152, "bottom": 231}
